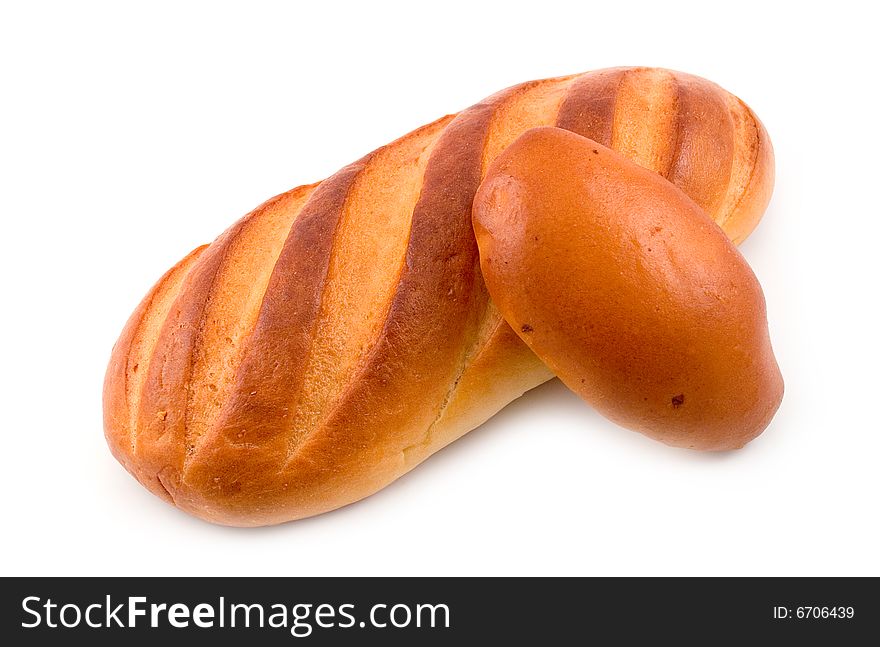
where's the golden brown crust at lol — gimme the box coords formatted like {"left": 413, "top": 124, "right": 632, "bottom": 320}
{"left": 556, "top": 67, "right": 774, "bottom": 241}
{"left": 473, "top": 127, "right": 783, "bottom": 450}
{"left": 105, "top": 68, "right": 778, "bottom": 525}
{"left": 718, "top": 98, "right": 775, "bottom": 244}
{"left": 103, "top": 244, "right": 208, "bottom": 501}
{"left": 178, "top": 107, "right": 493, "bottom": 525}
{"left": 556, "top": 68, "right": 623, "bottom": 147}
{"left": 666, "top": 72, "right": 736, "bottom": 217}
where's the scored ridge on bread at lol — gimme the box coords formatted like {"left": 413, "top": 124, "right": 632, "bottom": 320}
{"left": 104, "top": 67, "right": 774, "bottom": 525}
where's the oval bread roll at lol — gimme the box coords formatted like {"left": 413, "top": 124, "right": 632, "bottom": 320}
{"left": 473, "top": 127, "right": 783, "bottom": 450}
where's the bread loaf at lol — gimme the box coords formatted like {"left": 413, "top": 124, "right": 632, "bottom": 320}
{"left": 473, "top": 127, "right": 783, "bottom": 450}
{"left": 103, "top": 67, "right": 775, "bottom": 526}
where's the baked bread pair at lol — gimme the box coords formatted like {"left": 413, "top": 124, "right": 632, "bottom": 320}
{"left": 104, "top": 67, "right": 782, "bottom": 526}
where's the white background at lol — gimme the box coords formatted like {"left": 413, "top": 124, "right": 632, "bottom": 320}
{"left": 1, "top": 1, "right": 877, "bottom": 576}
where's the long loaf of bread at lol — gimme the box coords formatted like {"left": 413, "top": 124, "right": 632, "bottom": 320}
{"left": 103, "top": 67, "right": 774, "bottom": 526}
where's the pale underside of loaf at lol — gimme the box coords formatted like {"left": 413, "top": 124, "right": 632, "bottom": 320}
{"left": 103, "top": 67, "right": 774, "bottom": 526}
